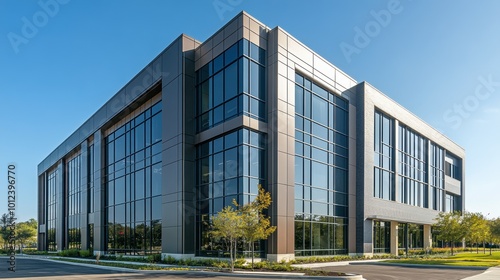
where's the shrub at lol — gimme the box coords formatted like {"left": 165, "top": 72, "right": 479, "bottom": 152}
{"left": 22, "top": 248, "right": 39, "bottom": 254}
{"left": 147, "top": 254, "right": 162, "bottom": 263}
{"left": 269, "top": 263, "right": 293, "bottom": 271}
{"left": 163, "top": 255, "right": 177, "bottom": 264}
{"left": 79, "top": 250, "right": 93, "bottom": 258}
{"left": 58, "top": 249, "right": 80, "bottom": 257}
{"left": 234, "top": 258, "right": 246, "bottom": 267}
{"left": 211, "top": 260, "right": 229, "bottom": 269}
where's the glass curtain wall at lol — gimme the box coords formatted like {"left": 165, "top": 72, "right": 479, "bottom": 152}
{"left": 445, "top": 194, "right": 458, "bottom": 212}
{"left": 398, "top": 223, "right": 424, "bottom": 249}
{"left": 88, "top": 144, "right": 95, "bottom": 249}
{"left": 374, "top": 111, "right": 395, "bottom": 201}
{"left": 294, "top": 73, "right": 349, "bottom": 256}
{"left": 196, "top": 128, "right": 266, "bottom": 257}
{"left": 105, "top": 102, "right": 162, "bottom": 255}
{"left": 445, "top": 154, "right": 461, "bottom": 180}
{"left": 397, "top": 125, "right": 428, "bottom": 208}
{"left": 67, "top": 154, "right": 82, "bottom": 249}
{"left": 47, "top": 169, "right": 58, "bottom": 251}
{"left": 373, "top": 221, "right": 390, "bottom": 253}
{"left": 429, "top": 143, "right": 444, "bottom": 211}
{"left": 196, "top": 39, "right": 266, "bottom": 132}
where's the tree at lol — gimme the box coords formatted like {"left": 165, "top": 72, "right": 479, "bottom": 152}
{"left": 433, "top": 211, "right": 467, "bottom": 255}
{"left": 489, "top": 218, "right": 500, "bottom": 255}
{"left": 0, "top": 213, "right": 13, "bottom": 250}
{"left": 16, "top": 219, "right": 37, "bottom": 253}
{"left": 210, "top": 204, "right": 243, "bottom": 272}
{"left": 463, "top": 212, "right": 489, "bottom": 254}
{"left": 238, "top": 185, "right": 276, "bottom": 270}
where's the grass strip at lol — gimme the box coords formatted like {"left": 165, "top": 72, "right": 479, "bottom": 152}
{"left": 385, "top": 252, "right": 500, "bottom": 267}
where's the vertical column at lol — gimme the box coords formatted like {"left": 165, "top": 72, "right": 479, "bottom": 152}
{"left": 266, "top": 28, "right": 295, "bottom": 262}
{"left": 423, "top": 224, "right": 432, "bottom": 250}
{"left": 93, "top": 130, "right": 105, "bottom": 255}
{"left": 182, "top": 47, "right": 197, "bottom": 255}
{"left": 363, "top": 219, "right": 374, "bottom": 256}
{"left": 56, "top": 160, "right": 65, "bottom": 251}
{"left": 355, "top": 83, "right": 367, "bottom": 255}
{"left": 390, "top": 221, "right": 399, "bottom": 256}
{"left": 80, "top": 141, "right": 89, "bottom": 250}
{"left": 161, "top": 36, "right": 197, "bottom": 259}
{"left": 37, "top": 173, "right": 46, "bottom": 251}
{"left": 394, "top": 120, "right": 399, "bottom": 202}
{"left": 427, "top": 140, "right": 432, "bottom": 209}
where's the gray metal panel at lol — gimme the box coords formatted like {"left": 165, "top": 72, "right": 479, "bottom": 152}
{"left": 160, "top": 35, "right": 199, "bottom": 256}
{"left": 364, "top": 197, "right": 441, "bottom": 225}
{"left": 445, "top": 176, "right": 462, "bottom": 196}
{"left": 92, "top": 130, "right": 105, "bottom": 252}
{"left": 355, "top": 83, "right": 367, "bottom": 253}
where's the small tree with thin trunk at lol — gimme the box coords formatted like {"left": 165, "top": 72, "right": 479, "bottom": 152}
{"left": 210, "top": 203, "right": 242, "bottom": 272}
{"left": 433, "top": 211, "right": 466, "bottom": 255}
{"left": 489, "top": 218, "right": 500, "bottom": 255}
{"left": 463, "top": 212, "right": 489, "bottom": 254}
{"left": 238, "top": 185, "right": 276, "bottom": 270}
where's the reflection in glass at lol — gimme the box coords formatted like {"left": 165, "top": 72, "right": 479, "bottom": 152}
{"left": 196, "top": 128, "right": 266, "bottom": 257}
{"left": 105, "top": 101, "right": 162, "bottom": 255}
{"left": 294, "top": 73, "right": 348, "bottom": 256}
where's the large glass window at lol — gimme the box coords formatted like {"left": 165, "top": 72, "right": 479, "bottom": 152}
{"left": 196, "top": 128, "right": 266, "bottom": 257}
{"left": 374, "top": 111, "right": 395, "bottom": 201}
{"left": 196, "top": 39, "right": 266, "bottom": 132}
{"left": 105, "top": 101, "right": 162, "bottom": 255}
{"left": 397, "top": 125, "right": 428, "bottom": 208}
{"left": 398, "top": 223, "right": 424, "bottom": 250}
{"left": 373, "top": 220, "right": 390, "bottom": 253}
{"left": 445, "top": 154, "right": 461, "bottom": 180}
{"left": 445, "top": 193, "right": 458, "bottom": 213}
{"left": 47, "top": 169, "right": 58, "bottom": 251}
{"left": 430, "top": 143, "right": 445, "bottom": 211}
{"left": 67, "top": 154, "right": 82, "bottom": 249}
{"left": 294, "top": 73, "right": 348, "bottom": 256}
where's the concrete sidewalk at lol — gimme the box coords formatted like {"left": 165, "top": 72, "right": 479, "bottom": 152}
{"left": 462, "top": 267, "right": 500, "bottom": 280}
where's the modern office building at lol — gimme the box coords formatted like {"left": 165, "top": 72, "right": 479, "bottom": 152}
{"left": 37, "top": 12, "right": 465, "bottom": 261}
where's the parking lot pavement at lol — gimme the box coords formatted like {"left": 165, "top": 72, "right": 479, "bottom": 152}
{"left": 317, "top": 264, "right": 487, "bottom": 280}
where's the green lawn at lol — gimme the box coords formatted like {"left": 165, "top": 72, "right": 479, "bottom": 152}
{"left": 385, "top": 252, "right": 500, "bottom": 267}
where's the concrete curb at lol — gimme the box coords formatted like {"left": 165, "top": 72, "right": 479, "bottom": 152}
{"left": 353, "top": 261, "right": 489, "bottom": 270}
{"left": 28, "top": 256, "right": 364, "bottom": 279}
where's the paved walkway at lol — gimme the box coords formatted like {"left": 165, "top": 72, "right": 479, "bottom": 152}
{"left": 462, "top": 267, "right": 500, "bottom": 280}
{"left": 296, "top": 260, "right": 500, "bottom": 280}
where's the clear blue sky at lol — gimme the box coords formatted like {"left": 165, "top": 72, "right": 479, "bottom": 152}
{"left": 1, "top": 0, "right": 500, "bottom": 222}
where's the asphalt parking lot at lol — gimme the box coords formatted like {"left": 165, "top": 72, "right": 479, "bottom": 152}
{"left": 317, "top": 263, "right": 486, "bottom": 280}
